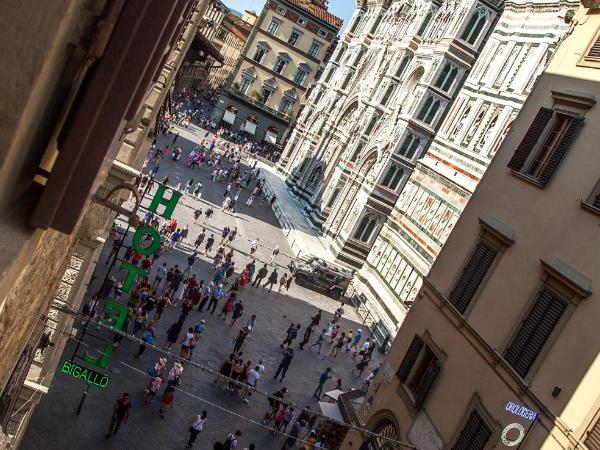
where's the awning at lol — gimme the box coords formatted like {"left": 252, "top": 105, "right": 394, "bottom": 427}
{"left": 319, "top": 401, "right": 344, "bottom": 422}
{"left": 223, "top": 110, "right": 236, "bottom": 124}
{"left": 264, "top": 131, "right": 277, "bottom": 144}
{"left": 194, "top": 32, "right": 224, "bottom": 62}
{"left": 244, "top": 120, "right": 257, "bottom": 135}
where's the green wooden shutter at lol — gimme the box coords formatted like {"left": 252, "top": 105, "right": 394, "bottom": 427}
{"left": 538, "top": 116, "right": 584, "bottom": 185}
{"left": 507, "top": 107, "right": 554, "bottom": 171}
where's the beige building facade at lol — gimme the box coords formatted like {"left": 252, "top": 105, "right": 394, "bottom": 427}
{"left": 211, "top": 0, "right": 342, "bottom": 144}
{"left": 343, "top": 4, "right": 600, "bottom": 450}
{"left": 0, "top": 0, "right": 208, "bottom": 446}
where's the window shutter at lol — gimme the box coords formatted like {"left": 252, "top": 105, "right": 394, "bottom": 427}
{"left": 584, "top": 416, "right": 600, "bottom": 450}
{"left": 504, "top": 287, "right": 567, "bottom": 377}
{"left": 414, "top": 360, "right": 440, "bottom": 410}
{"left": 538, "top": 116, "right": 584, "bottom": 185}
{"left": 507, "top": 107, "right": 554, "bottom": 171}
{"left": 586, "top": 35, "right": 600, "bottom": 60}
{"left": 396, "top": 335, "right": 424, "bottom": 382}
{"left": 449, "top": 241, "right": 498, "bottom": 314}
{"left": 453, "top": 410, "right": 492, "bottom": 450}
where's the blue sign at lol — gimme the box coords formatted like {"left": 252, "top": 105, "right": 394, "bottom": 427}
{"left": 504, "top": 401, "right": 537, "bottom": 422}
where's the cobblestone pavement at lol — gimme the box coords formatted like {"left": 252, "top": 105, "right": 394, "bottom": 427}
{"left": 20, "top": 124, "right": 381, "bottom": 450}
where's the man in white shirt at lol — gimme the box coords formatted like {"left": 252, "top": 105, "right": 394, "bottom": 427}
{"left": 240, "top": 365, "right": 261, "bottom": 404}
{"left": 186, "top": 410, "right": 207, "bottom": 448}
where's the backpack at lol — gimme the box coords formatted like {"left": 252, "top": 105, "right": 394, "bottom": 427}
{"left": 143, "top": 331, "right": 155, "bottom": 345}
{"left": 290, "top": 329, "right": 298, "bottom": 340}
{"left": 223, "top": 434, "right": 237, "bottom": 450}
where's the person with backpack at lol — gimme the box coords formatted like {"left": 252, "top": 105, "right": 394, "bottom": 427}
{"left": 223, "top": 430, "right": 242, "bottom": 449}
{"left": 280, "top": 323, "right": 301, "bottom": 349}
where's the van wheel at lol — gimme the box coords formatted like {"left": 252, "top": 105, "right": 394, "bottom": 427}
{"left": 330, "top": 289, "right": 342, "bottom": 300}
{"left": 295, "top": 274, "right": 307, "bottom": 285}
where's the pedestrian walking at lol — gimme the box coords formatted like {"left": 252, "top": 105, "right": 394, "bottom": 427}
{"left": 249, "top": 239, "right": 258, "bottom": 255}
{"left": 105, "top": 393, "right": 131, "bottom": 438}
{"left": 204, "top": 234, "right": 215, "bottom": 255}
{"left": 164, "top": 319, "right": 185, "bottom": 350}
{"left": 263, "top": 268, "right": 278, "bottom": 292}
{"left": 309, "top": 329, "right": 327, "bottom": 354}
{"left": 283, "top": 419, "right": 304, "bottom": 449}
{"left": 222, "top": 430, "right": 242, "bottom": 449}
{"left": 278, "top": 273, "right": 288, "bottom": 293}
{"left": 240, "top": 365, "right": 261, "bottom": 403}
{"left": 252, "top": 264, "right": 268, "bottom": 287}
{"left": 270, "top": 245, "right": 280, "bottom": 263}
{"left": 273, "top": 349, "right": 294, "bottom": 382}
{"left": 298, "top": 324, "right": 313, "bottom": 350}
{"left": 153, "top": 263, "right": 168, "bottom": 288}
{"left": 313, "top": 368, "right": 332, "bottom": 399}
{"left": 330, "top": 332, "right": 346, "bottom": 357}
{"left": 186, "top": 411, "right": 208, "bottom": 448}
{"left": 195, "top": 229, "right": 206, "bottom": 249}
{"left": 180, "top": 327, "right": 196, "bottom": 359}
{"left": 280, "top": 323, "right": 301, "bottom": 349}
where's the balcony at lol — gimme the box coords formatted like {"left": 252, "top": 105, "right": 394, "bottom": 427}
{"left": 227, "top": 87, "right": 292, "bottom": 123}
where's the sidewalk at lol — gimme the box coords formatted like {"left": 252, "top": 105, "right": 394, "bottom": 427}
{"left": 257, "top": 161, "right": 332, "bottom": 262}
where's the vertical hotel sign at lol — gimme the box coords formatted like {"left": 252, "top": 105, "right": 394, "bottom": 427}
{"left": 82, "top": 185, "right": 181, "bottom": 369}
{"left": 500, "top": 401, "right": 538, "bottom": 447}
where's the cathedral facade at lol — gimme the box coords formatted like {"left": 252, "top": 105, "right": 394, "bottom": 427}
{"left": 278, "top": 0, "right": 578, "bottom": 334}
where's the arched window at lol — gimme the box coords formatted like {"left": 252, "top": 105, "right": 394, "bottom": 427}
{"left": 461, "top": 9, "right": 487, "bottom": 45}
{"left": 349, "top": 12, "right": 363, "bottom": 33}
{"left": 398, "top": 133, "right": 421, "bottom": 159}
{"left": 372, "top": 419, "right": 399, "bottom": 450}
{"left": 326, "top": 187, "right": 341, "bottom": 208}
{"left": 380, "top": 82, "right": 397, "bottom": 106}
{"left": 350, "top": 142, "right": 365, "bottom": 162}
{"left": 395, "top": 53, "right": 413, "bottom": 78}
{"left": 382, "top": 165, "right": 405, "bottom": 190}
{"left": 450, "top": 104, "right": 471, "bottom": 139}
{"left": 354, "top": 215, "right": 378, "bottom": 242}
{"left": 353, "top": 48, "right": 366, "bottom": 67}
{"left": 417, "top": 96, "right": 441, "bottom": 125}
{"left": 417, "top": 11, "right": 433, "bottom": 36}
{"left": 435, "top": 63, "right": 459, "bottom": 91}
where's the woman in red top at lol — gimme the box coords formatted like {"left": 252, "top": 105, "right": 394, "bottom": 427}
{"left": 218, "top": 295, "right": 234, "bottom": 321}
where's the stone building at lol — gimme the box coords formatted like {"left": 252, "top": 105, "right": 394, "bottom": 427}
{"left": 211, "top": 0, "right": 342, "bottom": 145}
{"left": 177, "top": 0, "right": 227, "bottom": 93}
{"left": 277, "top": 0, "right": 577, "bottom": 336}
{"left": 0, "top": 0, "right": 208, "bottom": 446}
{"left": 206, "top": 10, "right": 253, "bottom": 91}
{"left": 342, "top": 4, "right": 600, "bottom": 448}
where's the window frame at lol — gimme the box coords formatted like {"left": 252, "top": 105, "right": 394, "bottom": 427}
{"left": 287, "top": 29, "right": 302, "bottom": 46}
{"left": 354, "top": 215, "right": 379, "bottom": 242}
{"left": 308, "top": 40, "right": 322, "bottom": 58}
{"left": 417, "top": 95, "right": 442, "bottom": 125}
{"left": 293, "top": 68, "right": 308, "bottom": 85}
{"left": 501, "top": 257, "right": 589, "bottom": 382}
{"left": 577, "top": 25, "right": 600, "bottom": 69}
{"left": 267, "top": 18, "right": 282, "bottom": 35}
{"left": 446, "top": 218, "right": 513, "bottom": 317}
{"left": 450, "top": 395, "right": 498, "bottom": 450}
{"left": 253, "top": 46, "right": 267, "bottom": 64}
{"left": 396, "top": 332, "right": 445, "bottom": 411}
{"left": 460, "top": 8, "right": 488, "bottom": 46}
{"left": 318, "top": 28, "right": 328, "bottom": 38}
{"left": 276, "top": 5, "right": 287, "bottom": 15}
{"left": 297, "top": 16, "right": 308, "bottom": 27}
{"left": 398, "top": 133, "right": 421, "bottom": 160}
{"left": 581, "top": 178, "right": 600, "bottom": 216}
{"left": 273, "top": 57, "right": 288, "bottom": 74}
{"left": 381, "top": 164, "right": 405, "bottom": 191}
{"left": 507, "top": 107, "right": 584, "bottom": 187}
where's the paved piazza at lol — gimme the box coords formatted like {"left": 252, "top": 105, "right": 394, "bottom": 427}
{"left": 20, "top": 124, "right": 381, "bottom": 450}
